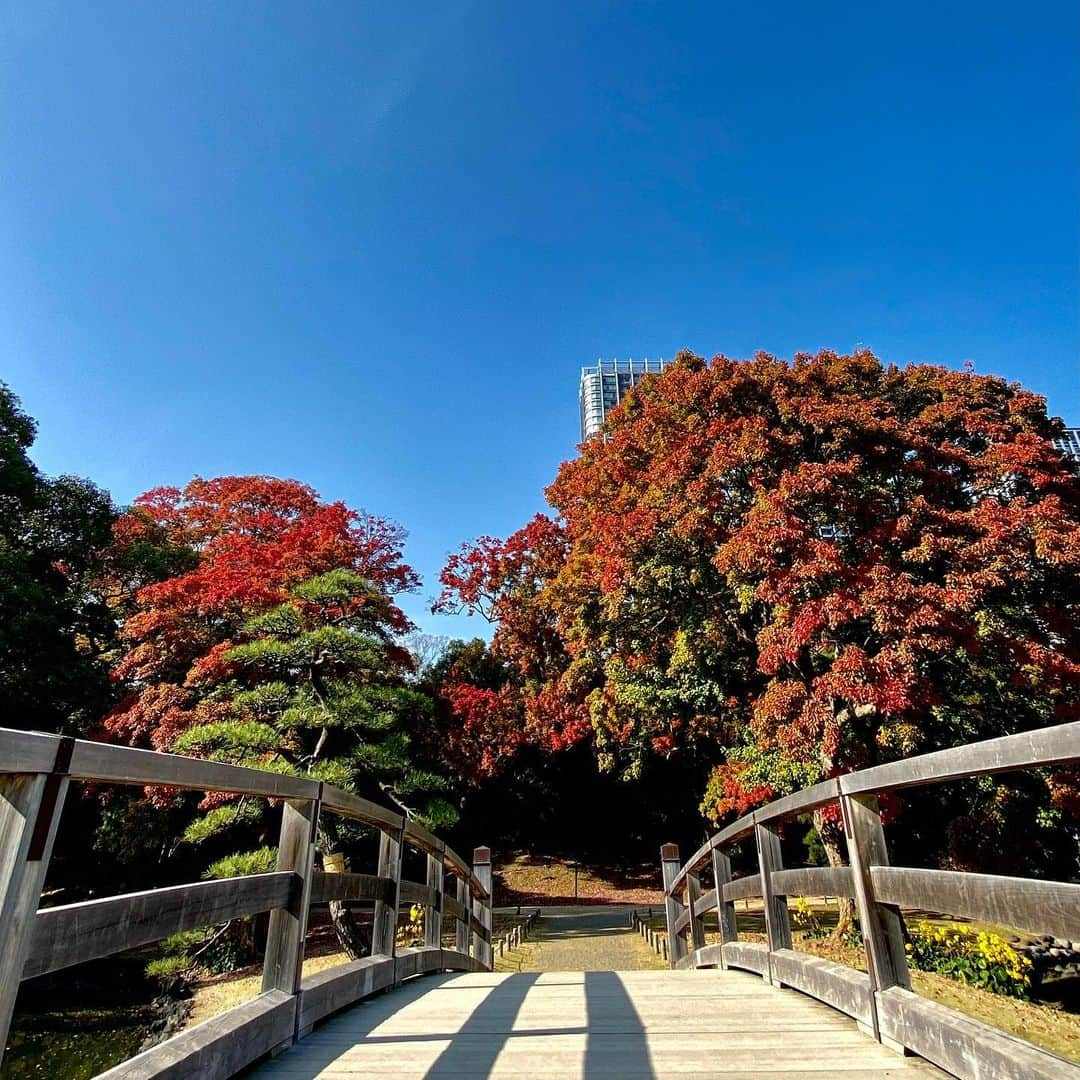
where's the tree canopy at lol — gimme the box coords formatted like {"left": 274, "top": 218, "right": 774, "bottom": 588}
{"left": 438, "top": 350, "right": 1080, "bottom": 868}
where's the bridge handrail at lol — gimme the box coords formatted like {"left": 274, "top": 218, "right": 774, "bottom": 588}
{"left": 0, "top": 726, "right": 494, "bottom": 1079}
{"left": 659, "top": 720, "right": 1080, "bottom": 1080}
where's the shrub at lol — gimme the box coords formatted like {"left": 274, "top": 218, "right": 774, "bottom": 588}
{"left": 906, "top": 921, "right": 1031, "bottom": 999}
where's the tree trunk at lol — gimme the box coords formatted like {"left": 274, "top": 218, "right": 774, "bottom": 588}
{"left": 322, "top": 849, "right": 373, "bottom": 960}
{"left": 813, "top": 809, "right": 856, "bottom": 940}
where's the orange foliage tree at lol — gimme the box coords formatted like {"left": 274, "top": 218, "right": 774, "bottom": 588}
{"left": 439, "top": 351, "right": 1080, "bottom": 874}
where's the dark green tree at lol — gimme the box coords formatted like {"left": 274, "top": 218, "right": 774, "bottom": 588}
{"left": 0, "top": 382, "right": 116, "bottom": 733}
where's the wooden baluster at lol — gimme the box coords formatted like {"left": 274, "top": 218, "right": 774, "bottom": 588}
{"left": 841, "top": 792, "right": 911, "bottom": 1043}
{"left": 262, "top": 791, "right": 319, "bottom": 1030}
{"left": 372, "top": 821, "right": 404, "bottom": 959}
{"left": 684, "top": 870, "right": 706, "bottom": 954}
{"left": 755, "top": 820, "right": 792, "bottom": 986}
{"left": 425, "top": 851, "right": 444, "bottom": 951}
{"left": 660, "top": 844, "right": 688, "bottom": 969}
{"left": 455, "top": 874, "right": 470, "bottom": 956}
{"left": 711, "top": 846, "right": 738, "bottom": 969}
{"left": 472, "top": 846, "right": 493, "bottom": 970}
{"left": 0, "top": 760, "right": 70, "bottom": 1066}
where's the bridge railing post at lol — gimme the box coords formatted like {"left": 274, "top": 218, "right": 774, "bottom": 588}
{"left": 372, "top": 819, "right": 404, "bottom": 959}
{"left": 840, "top": 792, "right": 910, "bottom": 1043}
{"left": 754, "top": 820, "right": 791, "bottom": 986}
{"left": 425, "top": 851, "right": 444, "bottom": 951}
{"left": 660, "top": 843, "right": 688, "bottom": 968}
{"left": 684, "top": 869, "right": 706, "bottom": 954}
{"left": 710, "top": 846, "right": 737, "bottom": 966}
{"left": 261, "top": 788, "right": 320, "bottom": 1043}
{"left": 454, "top": 874, "right": 470, "bottom": 956}
{"left": 0, "top": 761, "right": 70, "bottom": 1066}
{"left": 471, "top": 846, "right": 493, "bottom": 970}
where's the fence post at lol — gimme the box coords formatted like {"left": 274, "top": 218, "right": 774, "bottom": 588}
{"left": 684, "top": 870, "right": 706, "bottom": 954}
{"left": 425, "top": 851, "right": 444, "bottom": 952}
{"left": 660, "top": 844, "right": 688, "bottom": 969}
{"left": 754, "top": 820, "right": 791, "bottom": 986}
{"left": 472, "top": 846, "right": 493, "bottom": 970}
{"left": 0, "top": 760, "right": 70, "bottom": 1066}
{"left": 262, "top": 791, "right": 320, "bottom": 1030}
{"left": 841, "top": 792, "right": 911, "bottom": 1043}
{"left": 372, "top": 819, "right": 404, "bottom": 959}
{"left": 711, "top": 846, "right": 738, "bottom": 968}
{"left": 455, "top": 875, "right": 470, "bottom": 956}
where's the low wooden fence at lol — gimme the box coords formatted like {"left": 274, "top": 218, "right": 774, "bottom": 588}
{"left": 0, "top": 726, "right": 493, "bottom": 1079}
{"left": 660, "top": 721, "right": 1080, "bottom": 1080}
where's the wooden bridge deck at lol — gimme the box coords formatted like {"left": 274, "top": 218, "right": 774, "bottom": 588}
{"left": 250, "top": 968, "right": 946, "bottom": 1079}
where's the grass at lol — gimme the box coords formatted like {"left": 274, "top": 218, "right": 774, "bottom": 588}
{"left": 494, "top": 852, "right": 664, "bottom": 906}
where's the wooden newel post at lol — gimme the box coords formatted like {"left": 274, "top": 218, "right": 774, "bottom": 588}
{"left": 472, "top": 846, "right": 493, "bottom": 970}
{"left": 372, "top": 821, "right": 404, "bottom": 959}
{"left": 262, "top": 793, "right": 319, "bottom": 1014}
{"left": 660, "top": 844, "right": 687, "bottom": 969}
{"left": 0, "top": 761, "right": 70, "bottom": 1066}
{"left": 755, "top": 820, "right": 792, "bottom": 985}
{"left": 425, "top": 852, "right": 444, "bottom": 950}
{"left": 841, "top": 792, "right": 910, "bottom": 1042}
{"left": 711, "top": 847, "right": 738, "bottom": 968}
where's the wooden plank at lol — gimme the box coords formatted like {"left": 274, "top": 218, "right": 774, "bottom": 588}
{"left": 684, "top": 871, "right": 706, "bottom": 951}
{"left": 0, "top": 729, "right": 62, "bottom": 774}
{"left": 297, "top": 955, "right": 397, "bottom": 1030}
{"left": 660, "top": 844, "right": 688, "bottom": 968}
{"left": 95, "top": 989, "right": 295, "bottom": 1080}
{"left": 843, "top": 794, "right": 910, "bottom": 1012}
{"left": 714, "top": 810, "right": 757, "bottom": 849}
{"left": 308, "top": 872, "right": 394, "bottom": 906}
{"left": 711, "top": 847, "right": 738, "bottom": 949}
{"left": 25, "top": 872, "right": 297, "bottom": 979}
{"left": 723, "top": 874, "right": 763, "bottom": 902}
{"left": 371, "top": 825, "right": 403, "bottom": 959}
{"left": 841, "top": 721, "right": 1080, "bottom": 796}
{"left": 440, "top": 841, "right": 472, "bottom": 884}
{"left": 320, "top": 784, "right": 403, "bottom": 832}
{"left": 67, "top": 740, "right": 318, "bottom": 800}
{"left": 672, "top": 907, "right": 691, "bottom": 935}
{"left": 403, "top": 818, "right": 445, "bottom": 859}
{"left": 399, "top": 880, "right": 437, "bottom": 909}
{"left": 877, "top": 985, "right": 1077, "bottom": 1079}
{"left": 769, "top": 949, "right": 873, "bottom": 1026}
{"left": 442, "top": 891, "right": 467, "bottom": 924}
{"left": 424, "top": 852, "right": 444, "bottom": 949}
{"left": 755, "top": 821, "right": 792, "bottom": 982}
{"left": 665, "top": 810, "right": 756, "bottom": 898}
{"left": 871, "top": 867, "right": 1080, "bottom": 942}
{"left": 692, "top": 886, "right": 718, "bottom": 918}
{"left": 454, "top": 876, "right": 469, "bottom": 955}
{"left": 771, "top": 866, "right": 854, "bottom": 898}
{"left": 689, "top": 942, "right": 725, "bottom": 968}
{"left": 262, "top": 799, "right": 317, "bottom": 1003}
{"left": 754, "top": 779, "right": 840, "bottom": 825}
{"left": 721, "top": 940, "right": 769, "bottom": 975}
{"left": 0, "top": 772, "right": 67, "bottom": 1063}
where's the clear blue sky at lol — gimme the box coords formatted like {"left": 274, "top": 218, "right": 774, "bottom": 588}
{"left": 2, "top": 2, "right": 1076, "bottom": 638}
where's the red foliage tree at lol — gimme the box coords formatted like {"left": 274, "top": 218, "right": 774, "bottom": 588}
{"left": 102, "top": 476, "right": 418, "bottom": 753}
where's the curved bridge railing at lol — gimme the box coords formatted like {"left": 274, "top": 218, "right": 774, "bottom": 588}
{"left": 0, "top": 727, "right": 493, "bottom": 1080}
{"left": 660, "top": 721, "right": 1080, "bottom": 1080}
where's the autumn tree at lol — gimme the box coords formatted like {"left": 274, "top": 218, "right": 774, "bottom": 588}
{"left": 440, "top": 351, "right": 1080, "bottom": 894}
{"left": 102, "top": 476, "right": 451, "bottom": 953}
{"left": 0, "top": 382, "right": 117, "bottom": 733}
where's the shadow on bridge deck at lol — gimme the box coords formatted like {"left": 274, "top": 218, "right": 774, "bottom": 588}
{"left": 247, "top": 968, "right": 945, "bottom": 1079}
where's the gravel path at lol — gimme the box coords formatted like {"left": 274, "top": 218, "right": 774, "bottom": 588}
{"left": 495, "top": 909, "right": 667, "bottom": 972}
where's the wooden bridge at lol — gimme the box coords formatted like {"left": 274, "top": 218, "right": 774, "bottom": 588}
{"left": 0, "top": 722, "right": 1078, "bottom": 1078}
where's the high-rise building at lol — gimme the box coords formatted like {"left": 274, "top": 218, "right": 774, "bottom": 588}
{"left": 1054, "top": 428, "right": 1080, "bottom": 461}
{"left": 579, "top": 358, "right": 668, "bottom": 440}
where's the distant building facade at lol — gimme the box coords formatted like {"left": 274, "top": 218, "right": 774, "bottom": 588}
{"left": 579, "top": 358, "right": 668, "bottom": 440}
{"left": 1054, "top": 428, "right": 1080, "bottom": 461}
